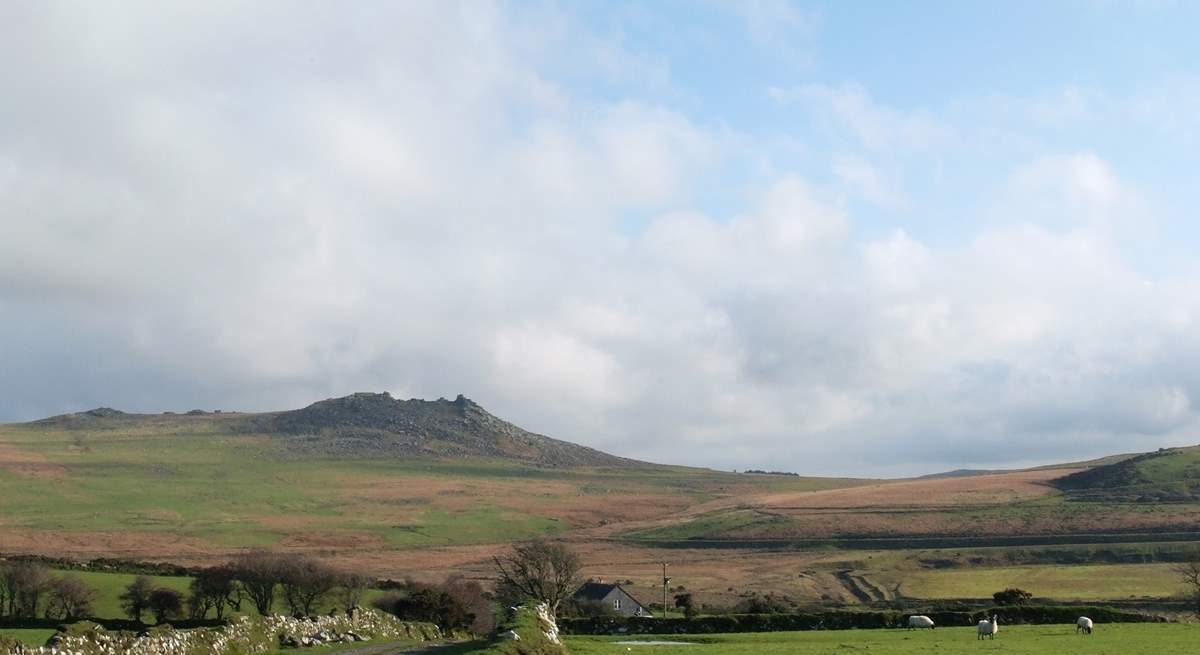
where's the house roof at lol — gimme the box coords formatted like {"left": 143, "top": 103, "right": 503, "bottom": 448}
{"left": 572, "top": 582, "right": 649, "bottom": 608}
{"left": 573, "top": 582, "right": 620, "bottom": 602}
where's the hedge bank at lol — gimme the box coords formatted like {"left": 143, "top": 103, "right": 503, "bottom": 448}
{"left": 560, "top": 605, "right": 1166, "bottom": 635}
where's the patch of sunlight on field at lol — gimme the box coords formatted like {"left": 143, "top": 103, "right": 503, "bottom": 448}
{"left": 566, "top": 623, "right": 1194, "bottom": 655}
{"left": 0, "top": 629, "right": 57, "bottom": 647}
{"left": 890, "top": 563, "right": 1184, "bottom": 600}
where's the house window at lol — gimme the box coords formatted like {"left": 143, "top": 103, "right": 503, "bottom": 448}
{"left": 613, "top": 598, "right": 621, "bottom": 610}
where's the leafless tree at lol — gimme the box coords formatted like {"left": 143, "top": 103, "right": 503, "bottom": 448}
{"left": 280, "top": 557, "right": 339, "bottom": 616}
{"left": 335, "top": 572, "right": 371, "bottom": 612}
{"left": 1175, "top": 558, "right": 1200, "bottom": 617}
{"left": 0, "top": 562, "right": 52, "bottom": 618}
{"left": 232, "top": 550, "right": 287, "bottom": 615}
{"left": 188, "top": 566, "right": 238, "bottom": 619}
{"left": 493, "top": 539, "right": 581, "bottom": 615}
{"left": 44, "top": 575, "right": 98, "bottom": 620}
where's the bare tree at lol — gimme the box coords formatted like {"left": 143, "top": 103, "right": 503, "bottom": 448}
{"left": 232, "top": 551, "right": 287, "bottom": 615}
{"left": 188, "top": 565, "right": 238, "bottom": 619}
{"left": 493, "top": 539, "right": 581, "bottom": 615}
{"left": 120, "top": 576, "right": 154, "bottom": 623}
{"left": 280, "top": 557, "right": 339, "bottom": 616}
{"left": 0, "top": 562, "right": 52, "bottom": 618}
{"left": 1175, "top": 559, "right": 1200, "bottom": 617}
{"left": 44, "top": 575, "right": 98, "bottom": 620}
{"left": 335, "top": 572, "right": 371, "bottom": 612}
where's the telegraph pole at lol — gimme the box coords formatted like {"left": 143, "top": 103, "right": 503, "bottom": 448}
{"left": 661, "top": 562, "right": 670, "bottom": 618}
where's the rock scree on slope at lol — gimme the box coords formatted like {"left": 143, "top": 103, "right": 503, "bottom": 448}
{"left": 264, "top": 392, "right": 632, "bottom": 467}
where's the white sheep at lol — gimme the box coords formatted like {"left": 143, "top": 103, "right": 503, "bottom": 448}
{"left": 907, "top": 615, "right": 935, "bottom": 630}
{"left": 1076, "top": 616, "right": 1093, "bottom": 634}
{"left": 976, "top": 614, "right": 998, "bottom": 640}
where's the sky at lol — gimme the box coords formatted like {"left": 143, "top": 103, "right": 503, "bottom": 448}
{"left": 4, "top": 1, "right": 1200, "bottom": 476}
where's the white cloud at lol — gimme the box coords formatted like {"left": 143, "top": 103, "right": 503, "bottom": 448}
{"left": 833, "top": 155, "right": 906, "bottom": 209}
{"left": 770, "top": 82, "right": 948, "bottom": 151}
{"left": 718, "top": 0, "right": 817, "bottom": 67}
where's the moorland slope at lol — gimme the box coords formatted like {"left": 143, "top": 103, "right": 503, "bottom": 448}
{"left": 3, "top": 395, "right": 1200, "bottom": 605}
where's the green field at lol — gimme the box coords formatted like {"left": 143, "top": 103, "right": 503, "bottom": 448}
{"left": 564, "top": 624, "right": 1197, "bottom": 654}
{"left": 62, "top": 569, "right": 193, "bottom": 619}
{"left": 0, "top": 629, "right": 57, "bottom": 647}
{"left": 882, "top": 563, "right": 1185, "bottom": 601}
{"left": 17, "top": 569, "right": 388, "bottom": 625}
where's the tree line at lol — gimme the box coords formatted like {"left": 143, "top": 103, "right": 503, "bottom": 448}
{"left": 0, "top": 561, "right": 98, "bottom": 621}
{"left": 0, "top": 538, "right": 589, "bottom": 630}
{"left": 121, "top": 551, "right": 371, "bottom": 623}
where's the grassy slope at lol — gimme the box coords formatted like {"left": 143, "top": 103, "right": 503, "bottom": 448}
{"left": 5, "top": 413, "right": 1200, "bottom": 607}
{"left": 1056, "top": 445, "right": 1200, "bottom": 500}
{"left": 66, "top": 570, "right": 192, "bottom": 618}
{"left": 565, "top": 624, "right": 1195, "bottom": 655}
{"left": 622, "top": 460, "right": 1200, "bottom": 543}
{"left": 879, "top": 563, "right": 1185, "bottom": 601}
{"left": 0, "top": 417, "right": 857, "bottom": 556}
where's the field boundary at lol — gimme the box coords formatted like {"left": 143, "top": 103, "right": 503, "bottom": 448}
{"left": 616, "top": 531, "right": 1200, "bottom": 551}
{"left": 560, "top": 605, "right": 1167, "bottom": 635}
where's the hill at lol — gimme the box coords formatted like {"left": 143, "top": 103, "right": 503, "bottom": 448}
{"left": 5, "top": 399, "right": 1200, "bottom": 607}
{"left": 0, "top": 395, "right": 863, "bottom": 574}
{"left": 35, "top": 392, "right": 628, "bottom": 468}
{"left": 1053, "top": 445, "right": 1200, "bottom": 501}
{"left": 265, "top": 392, "right": 628, "bottom": 467}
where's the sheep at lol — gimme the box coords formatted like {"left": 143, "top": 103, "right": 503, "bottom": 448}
{"left": 976, "top": 615, "right": 998, "bottom": 640}
{"left": 907, "top": 615, "right": 935, "bottom": 630}
{"left": 1076, "top": 616, "right": 1094, "bottom": 634}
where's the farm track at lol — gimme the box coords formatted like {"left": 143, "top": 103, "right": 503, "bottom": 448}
{"left": 386, "top": 643, "right": 482, "bottom": 654}
{"left": 834, "top": 570, "right": 892, "bottom": 603}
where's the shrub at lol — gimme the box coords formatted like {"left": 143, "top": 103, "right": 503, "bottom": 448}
{"left": 119, "top": 576, "right": 154, "bottom": 623}
{"left": 373, "top": 576, "right": 494, "bottom": 635}
{"left": 148, "top": 588, "right": 184, "bottom": 624}
{"left": 734, "top": 592, "right": 796, "bottom": 614}
{"left": 993, "top": 588, "right": 1034, "bottom": 605}
{"left": 674, "top": 593, "right": 697, "bottom": 619}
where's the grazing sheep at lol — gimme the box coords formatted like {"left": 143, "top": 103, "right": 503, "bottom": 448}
{"left": 907, "top": 615, "right": 935, "bottom": 630}
{"left": 976, "top": 615, "right": 998, "bottom": 640}
{"left": 1076, "top": 616, "right": 1093, "bottom": 634}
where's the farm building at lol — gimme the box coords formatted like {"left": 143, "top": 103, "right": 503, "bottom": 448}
{"left": 572, "top": 581, "right": 653, "bottom": 617}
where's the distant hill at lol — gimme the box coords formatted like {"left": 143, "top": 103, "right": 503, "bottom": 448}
{"left": 32, "top": 392, "right": 631, "bottom": 468}
{"left": 912, "top": 451, "right": 1140, "bottom": 481}
{"left": 913, "top": 468, "right": 1004, "bottom": 480}
{"left": 1053, "top": 445, "right": 1200, "bottom": 501}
